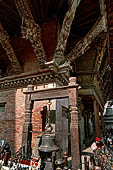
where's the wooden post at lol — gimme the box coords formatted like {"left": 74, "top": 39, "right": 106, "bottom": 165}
{"left": 22, "top": 85, "right": 34, "bottom": 158}
{"left": 69, "top": 77, "right": 80, "bottom": 169}
{"left": 93, "top": 100, "right": 100, "bottom": 138}
{"left": 101, "top": 111, "right": 104, "bottom": 131}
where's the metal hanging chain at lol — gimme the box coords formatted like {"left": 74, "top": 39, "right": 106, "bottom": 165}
{"left": 45, "top": 100, "right": 53, "bottom": 133}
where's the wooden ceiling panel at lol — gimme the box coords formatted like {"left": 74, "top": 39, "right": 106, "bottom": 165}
{"left": 67, "top": 0, "right": 100, "bottom": 53}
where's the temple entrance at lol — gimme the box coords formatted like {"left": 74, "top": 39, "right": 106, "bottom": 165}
{"left": 22, "top": 77, "right": 80, "bottom": 169}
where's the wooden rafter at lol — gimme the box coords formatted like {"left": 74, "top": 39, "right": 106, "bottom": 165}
{"left": 53, "top": 0, "right": 81, "bottom": 65}
{"left": 14, "top": 0, "right": 46, "bottom": 69}
{"left": 67, "top": 16, "right": 107, "bottom": 62}
{"left": 0, "top": 24, "right": 22, "bottom": 75}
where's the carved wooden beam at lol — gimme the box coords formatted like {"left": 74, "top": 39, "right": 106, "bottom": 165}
{"left": 53, "top": 0, "right": 81, "bottom": 65}
{"left": 14, "top": 0, "right": 46, "bottom": 69}
{"left": 67, "top": 16, "right": 107, "bottom": 62}
{"left": 99, "top": 0, "right": 107, "bottom": 16}
{"left": 94, "top": 35, "right": 107, "bottom": 71}
{"left": 0, "top": 24, "right": 22, "bottom": 76}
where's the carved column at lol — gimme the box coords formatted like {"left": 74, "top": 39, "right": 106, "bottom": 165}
{"left": 93, "top": 100, "right": 101, "bottom": 137}
{"left": 69, "top": 77, "right": 80, "bottom": 169}
{"left": 22, "top": 85, "right": 34, "bottom": 158}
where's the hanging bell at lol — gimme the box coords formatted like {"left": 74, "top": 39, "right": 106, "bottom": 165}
{"left": 38, "top": 134, "right": 59, "bottom": 153}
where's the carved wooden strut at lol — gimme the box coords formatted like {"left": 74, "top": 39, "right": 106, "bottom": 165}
{"left": 67, "top": 16, "right": 107, "bottom": 62}
{"left": 53, "top": 0, "right": 81, "bottom": 65}
{"left": 0, "top": 24, "right": 22, "bottom": 75}
{"left": 94, "top": 35, "right": 107, "bottom": 71}
{"left": 15, "top": 0, "right": 46, "bottom": 69}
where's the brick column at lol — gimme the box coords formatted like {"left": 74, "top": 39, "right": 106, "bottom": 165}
{"left": 69, "top": 77, "right": 80, "bottom": 169}
{"left": 93, "top": 100, "right": 100, "bottom": 138}
{"left": 22, "top": 85, "right": 34, "bottom": 158}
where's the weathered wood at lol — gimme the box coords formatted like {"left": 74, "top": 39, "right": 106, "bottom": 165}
{"left": 31, "top": 89, "right": 69, "bottom": 101}
{"left": 69, "top": 77, "right": 80, "bottom": 169}
{"left": 99, "top": 0, "right": 107, "bottom": 16}
{"left": 67, "top": 16, "right": 107, "bottom": 62}
{"left": 23, "top": 84, "right": 78, "bottom": 101}
{"left": 94, "top": 35, "right": 107, "bottom": 71}
{"left": 0, "top": 24, "right": 22, "bottom": 76}
{"left": 22, "top": 85, "right": 34, "bottom": 158}
{"left": 93, "top": 100, "right": 101, "bottom": 137}
{"left": 15, "top": 0, "right": 46, "bottom": 69}
{"left": 53, "top": 0, "right": 81, "bottom": 65}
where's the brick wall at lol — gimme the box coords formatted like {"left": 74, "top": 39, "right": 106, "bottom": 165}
{"left": 0, "top": 83, "right": 55, "bottom": 153}
{"left": 41, "top": 19, "right": 57, "bottom": 61}
{"left": 0, "top": 89, "right": 17, "bottom": 153}
{"left": 11, "top": 38, "right": 40, "bottom": 72}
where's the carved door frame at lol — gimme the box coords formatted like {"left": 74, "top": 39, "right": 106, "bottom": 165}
{"left": 23, "top": 77, "right": 80, "bottom": 169}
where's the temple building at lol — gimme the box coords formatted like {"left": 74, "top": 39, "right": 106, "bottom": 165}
{"left": 0, "top": 0, "right": 113, "bottom": 169}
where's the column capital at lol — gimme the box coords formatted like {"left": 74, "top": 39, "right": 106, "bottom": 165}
{"left": 27, "top": 84, "right": 34, "bottom": 92}
{"left": 69, "top": 77, "right": 77, "bottom": 86}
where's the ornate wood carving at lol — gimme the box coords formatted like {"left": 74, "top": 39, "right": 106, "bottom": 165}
{"left": 67, "top": 16, "right": 107, "bottom": 62}
{"left": 0, "top": 71, "right": 68, "bottom": 90}
{"left": 0, "top": 24, "right": 22, "bottom": 75}
{"left": 53, "top": 0, "right": 81, "bottom": 65}
{"left": 15, "top": 0, "right": 46, "bottom": 69}
{"left": 99, "top": 0, "right": 107, "bottom": 17}
{"left": 23, "top": 83, "right": 79, "bottom": 100}
{"left": 23, "top": 85, "right": 34, "bottom": 158}
{"left": 94, "top": 35, "right": 107, "bottom": 71}
{"left": 101, "top": 64, "right": 111, "bottom": 78}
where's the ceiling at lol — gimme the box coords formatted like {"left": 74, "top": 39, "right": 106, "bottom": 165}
{"left": 0, "top": 0, "right": 100, "bottom": 39}
{"left": 0, "top": 0, "right": 68, "bottom": 36}
{"left": 0, "top": 0, "right": 102, "bottom": 75}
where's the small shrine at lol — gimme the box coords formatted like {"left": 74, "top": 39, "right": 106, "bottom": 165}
{"left": 104, "top": 101, "right": 113, "bottom": 130}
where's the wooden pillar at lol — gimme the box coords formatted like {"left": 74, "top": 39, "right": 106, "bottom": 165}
{"left": 69, "top": 77, "right": 80, "bottom": 169}
{"left": 101, "top": 111, "right": 104, "bottom": 131}
{"left": 22, "top": 85, "right": 34, "bottom": 158}
{"left": 93, "top": 100, "right": 101, "bottom": 138}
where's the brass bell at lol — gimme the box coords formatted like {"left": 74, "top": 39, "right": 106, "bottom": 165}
{"left": 38, "top": 134, "right": 59, "bottom": 153}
